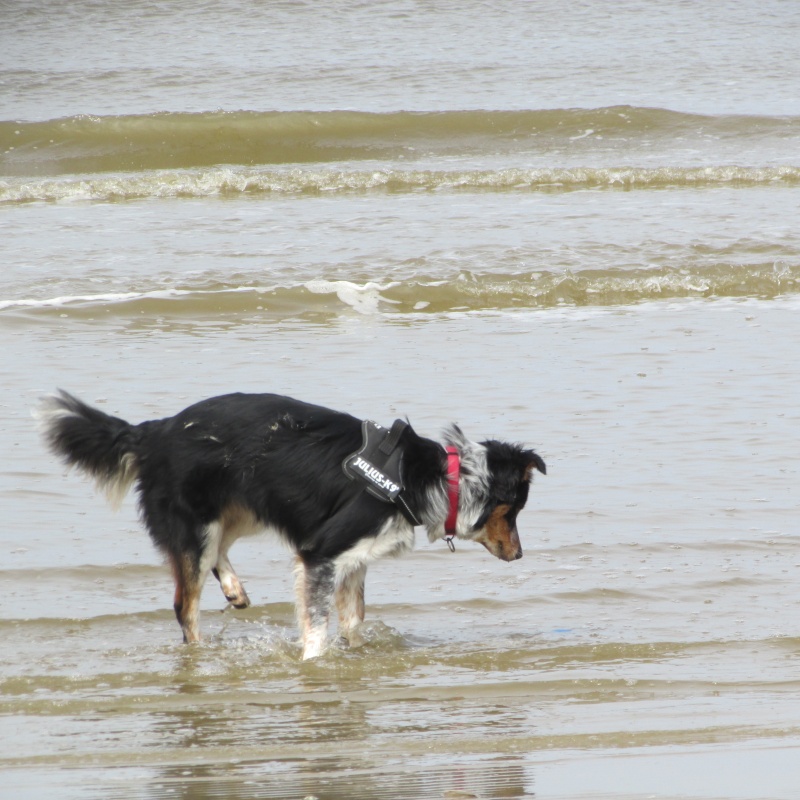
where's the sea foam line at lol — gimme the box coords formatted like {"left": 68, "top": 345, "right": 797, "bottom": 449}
{"left": 0, "top": 286, "right": 275, "bottom": 312}
{"left": 0, "top": 281, "right": 401, "bottom": 315}
{"left": 2, "top": 165, "right": 800, "bottom": 204}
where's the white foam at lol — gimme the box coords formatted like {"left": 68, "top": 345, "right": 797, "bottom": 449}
{"left": 304, "top": 279, "right": 400, "bottom": 314}
{"left": 0, "top": 285, "right": 277, "bottom": 311}
{"left": 0, "top": 291, "right": 145, "bottom": 310}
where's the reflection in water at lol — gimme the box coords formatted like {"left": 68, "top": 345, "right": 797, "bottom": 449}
{"left": 147, "top": 723, "right": 532, "bottom": 800}
{"left": 133, "top": 642, "right": 535, "bottom": 799}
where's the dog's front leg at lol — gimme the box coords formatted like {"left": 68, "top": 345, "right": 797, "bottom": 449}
{"left": 335, "top": 563, "right": 367, "bottom": 647}
{"left": 295, "top": 557, "right": 335, "bottom": 660}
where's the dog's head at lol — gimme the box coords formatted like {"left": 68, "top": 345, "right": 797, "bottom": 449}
{"left": 438, "top": 425, "right": 546, "bottom": 562}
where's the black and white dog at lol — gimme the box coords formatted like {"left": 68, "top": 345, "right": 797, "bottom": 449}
{"left": 39, "top": 391, "right": 546, "bottom": 659}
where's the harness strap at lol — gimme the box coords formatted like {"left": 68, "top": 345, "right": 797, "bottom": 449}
{"left": 342, "top": 419, "right": 421, "bottom": 526}
{"left": 379, "top": 418, "right": 408, "bottom": 455}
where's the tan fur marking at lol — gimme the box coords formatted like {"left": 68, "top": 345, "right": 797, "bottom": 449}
{"left": 169, "top": 552, "right": 202, "bottom": 643}
{"left": 336, "top": 565, "right": 367, "bottom": 646}
{"left": 171, "top": 555, "right": 184, "bottom": 612}
{"left": 219, "top": 504, "right": 260, "bottom": 537}
{"left": 293, "top": 557, "right": 311, "bottom": 644}
{"left": 476, "top": 504, "right": 522, "bottom": 561}
{"left": 524, "top": 465, "right": 534, "bottom": 482}
{"left": 210, "top": 504, "right": 260, "bottom": 607}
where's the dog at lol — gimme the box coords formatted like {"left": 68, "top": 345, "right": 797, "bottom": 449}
{"left": 39, "top": 390, "right": 546, "bottom": 659}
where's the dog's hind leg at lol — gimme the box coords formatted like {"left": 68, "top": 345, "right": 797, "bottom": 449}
{"left": 211, "top": 506, "right": 254, "bottom": 608}
{"left": 169, "top": 550, "right": 204, "bottom": 643}
{"left": 335, "top": 563, "right": 367, "bottom": 647}
{"left": 164, "top": 519, "right": 222, "bottom": 644}
{"left": 212, "top": 547, "right": 251, "bottom": 609}
{"left": 294, "top": 557, "right": 335, "bottom": 660}
{"left": 212, "top": 557, "right": 250, "bottom": 608}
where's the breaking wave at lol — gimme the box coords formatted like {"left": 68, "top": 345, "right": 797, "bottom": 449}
{"left": 3, "top": 263, "right": 799, "bottom": 320}
{"left": 3, "top": 165, "right": 800, "bottom": 204}
{"left": 2, "top": 106, "right": 799, "bottom": 177}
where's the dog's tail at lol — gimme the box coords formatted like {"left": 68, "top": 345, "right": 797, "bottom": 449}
{"left": 36, "top": 390, "right": 139, "bottom": 510}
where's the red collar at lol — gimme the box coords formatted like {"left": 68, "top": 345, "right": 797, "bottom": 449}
{"left": 444, "top": 446, "right": 460, "bottom": 539}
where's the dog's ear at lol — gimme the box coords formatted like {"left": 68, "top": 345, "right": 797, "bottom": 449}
{"left": 442, "top": 423, "right": 469, "bottom": 450}
{"left": 525, "top": 452, "right": 547, "bottom": 478}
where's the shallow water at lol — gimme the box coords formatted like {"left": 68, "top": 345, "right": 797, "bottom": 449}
{"left": 4, "top": 301, "right": 800, "bottom": 798}
{"left": 3, "top": 1, "right": 800, "bottom": 798}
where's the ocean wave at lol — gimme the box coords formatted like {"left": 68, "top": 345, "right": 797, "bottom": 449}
{"left": 3, "top": 264, "right": 799, "bottom": 319}
{"left": 2, "top": 106, "right": 799, "bottom": 176}
{"left": 2, "top": 164, "right": 799, "bottom": 204}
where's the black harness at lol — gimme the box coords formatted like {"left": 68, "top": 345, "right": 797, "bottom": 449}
{"left": 342, "top": 419, "right": 420, "bottom": 526}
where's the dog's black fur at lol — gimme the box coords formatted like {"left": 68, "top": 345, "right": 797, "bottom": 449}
{"left": 39, "top": 390, "right": 545, "bottom": 658}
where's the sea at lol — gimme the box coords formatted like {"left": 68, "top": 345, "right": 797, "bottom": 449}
{"left": 2, "top": 1, "right": 800, "bottom": 798}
